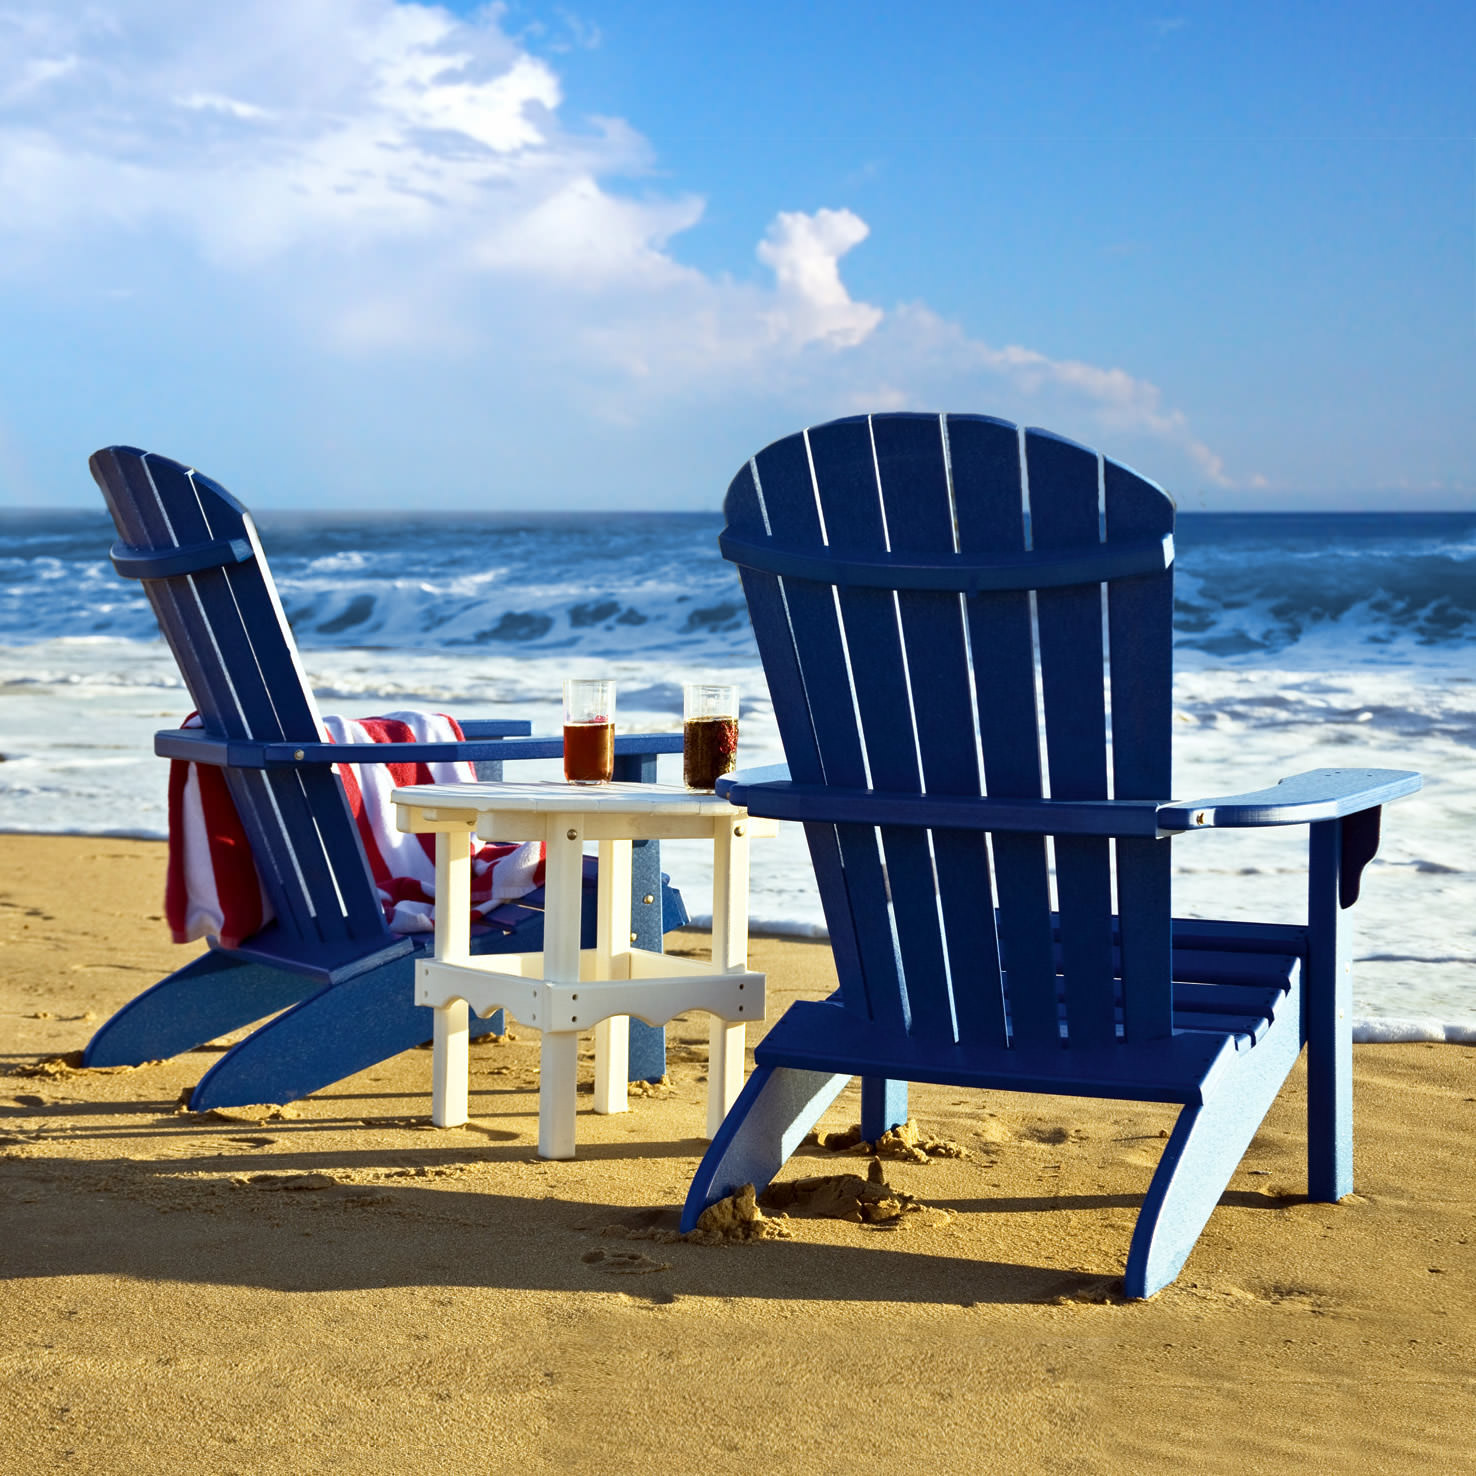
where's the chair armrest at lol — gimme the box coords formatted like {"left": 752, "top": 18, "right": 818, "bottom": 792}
{"left": 156, "top": 729, "right": 685, "bottom": 768}
{"left": 718, "top": 762, "right": 1421, "bottom": 841}
{"left": 457, "top": 719, "right": 533, "bottom": 738}
{"left": 715, "top": 770, "right": 1166, "bottom": 837}
{"left": 1156, "top": 767, "right": 1421, "bottom": 831}
{"left": 715, "top": 763, "right": 792, "bottom": 797}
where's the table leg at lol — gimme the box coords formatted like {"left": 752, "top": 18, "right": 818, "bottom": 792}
{"left": 431, "top": 829, "right": 472, "bottom": 1129}
{"left": 707, "top": 817, "right": 751, "bottom": 1139}
{"left": 538, "top": 817, "right": 586, "bottom": 1160}
{"left": 593, "top": 838, "right": 633, "bottom": 1115}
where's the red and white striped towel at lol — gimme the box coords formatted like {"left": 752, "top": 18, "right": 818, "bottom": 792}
{"left": 165, "top": 711, "right": 545, "bottom": 947}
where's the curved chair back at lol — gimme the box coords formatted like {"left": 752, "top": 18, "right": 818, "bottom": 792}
{"left": 720, "top": 412, "right": 1176, "bottom": 1052}
{"left": 91, "top": 446, "right": 389, "bottom": 954}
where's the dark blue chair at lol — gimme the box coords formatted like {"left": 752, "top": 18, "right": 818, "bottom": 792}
{"left": 84, "top": 446, "right": 686, "bottom": 1111}
{"left": 680, "top": 413, "right": 1419, "bottom": 1297}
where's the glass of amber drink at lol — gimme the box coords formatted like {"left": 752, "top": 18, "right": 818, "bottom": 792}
{"left": 683, "top": 683, "right": 738, "bottom": 790}
{"left": 563, "top": 678, "right": 615, "bottom": 784}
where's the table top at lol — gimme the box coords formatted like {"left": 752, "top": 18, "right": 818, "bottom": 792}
{"left": 391, "top": 780, "right": 747, "bottom": 818}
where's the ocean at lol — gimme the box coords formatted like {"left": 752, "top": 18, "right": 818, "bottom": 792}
{"left": 1, "top": 506, "right": 1471, "bottom": 1040}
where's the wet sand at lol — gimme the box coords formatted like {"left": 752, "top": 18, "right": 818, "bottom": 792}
{"left": 2, "top": 835, "right": 1473, "bottom": 1474}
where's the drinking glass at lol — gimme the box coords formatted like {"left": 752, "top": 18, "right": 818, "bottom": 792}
{"left": 563, "top": 678, "right": 615, "bottom": 784}
{"left": 683, "top": 683, "right": 738, "bottom": 790}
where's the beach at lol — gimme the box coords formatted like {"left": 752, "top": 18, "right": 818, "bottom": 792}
{"left": 3, "top": 833, "right": 1473, "bottom": 1474}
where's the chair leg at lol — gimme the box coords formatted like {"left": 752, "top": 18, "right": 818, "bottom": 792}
{"left": 680, "top": 1065, "right": 851, "bottom": 1232}
{"left": 860, "top": 1077, "right": 908, "bottom": 1140}
{"left": 188, "top": 951, "right": 483, "bottom": 1112}
{"left": 82, "top": 951, "right": 311, "bottom": 1068}
{"left": 1306, "top": 820, "right": 1354, "bottom": 1201}
{"left": 1123, "top": 980, "right": 1304, "bottom": 1298}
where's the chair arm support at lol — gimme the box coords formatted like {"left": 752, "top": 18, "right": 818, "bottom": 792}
{"left": 1156, "top": 768, "right": 1421, "bottom": 832}
{"left": 155, "top": 729, "right": 685, "bottom": 768}
{"left": 715, "top": 770, "right": 1166, "bottom": 837}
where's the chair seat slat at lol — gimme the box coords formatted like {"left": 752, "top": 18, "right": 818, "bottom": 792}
{"left": 755, "top": 998, "right": 1240, "bottom": 1106}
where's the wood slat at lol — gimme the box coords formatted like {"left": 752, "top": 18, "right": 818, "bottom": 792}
{"left": 876, "top": 415, "right": 1006, "bottom": 1049}
{"left": 1105, "top": 454, "right": 1176, "bottom": 1042}
{"left": 1026, "top": 429, "right": 1116, "bottom": 1048}
{"left": 722, "top": 415, "right": 1188, "bottom": 1064}
{"left": 114, "top": 452, "right": 241, "bottom": 738}
{"left": 949, "top": 418, "right": 1058, "bottom": 1047}
{"left": 808, "top": 416, "right": 951, "bottom": 1045}
{"left": 723, "top": 464, "right": 821, "bottom": 784}
{"left": 108, "top": 453, "right": 330, "bottom": 939}
{"left": 90, "top": 449, "right": 389, "bottom": 948}
{"left": 725, "top": 462, "right": 867, "bottom": 1018}
{"left": 178, "top": 463, "right": 379, "bottom": 942}
{"left": 745, "top": 430, "right": 904, "bottom": 1029}
{"left": 193, "top": 470, "right": 323, "bottom": 741}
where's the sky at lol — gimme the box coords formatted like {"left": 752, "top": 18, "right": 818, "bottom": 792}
{"left": 0, "top": 0, "right": 1471, "bottom": 512}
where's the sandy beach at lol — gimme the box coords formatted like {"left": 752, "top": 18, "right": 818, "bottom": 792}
{"left": 2, "top": 833, "right": 1473, "bottom": 1474}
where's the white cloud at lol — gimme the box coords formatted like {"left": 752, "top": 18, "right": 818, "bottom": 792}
{"left": 0, "top": 0, "right": 1236, "bottom": 498}
{"left": 174, "top": 92, "right": 272, "bottom": 120}
{"left": 0, "top": 0, "right": 603, "bottom": 262}
{"left": 757, "top": 209, "right": 883, "bottom": 349}
{"left": 973, "top": 342, "right": 1231, "bottom": 486}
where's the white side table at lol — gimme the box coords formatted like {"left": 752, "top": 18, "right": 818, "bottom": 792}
{"left": 390, "top": 781, "right": 774, "bottom": 1159}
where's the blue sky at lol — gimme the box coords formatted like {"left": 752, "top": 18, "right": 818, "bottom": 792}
{"left": 0, "top": 1, "right": 1471, "bottom": 511}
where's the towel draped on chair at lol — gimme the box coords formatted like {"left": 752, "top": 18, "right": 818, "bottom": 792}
{"left": 165, "top": 711, "right": 545, "bottom": 947}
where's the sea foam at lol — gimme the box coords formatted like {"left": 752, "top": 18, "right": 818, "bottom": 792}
{"left": 0, "top": 509, "right": 1470, "bottom": 1030}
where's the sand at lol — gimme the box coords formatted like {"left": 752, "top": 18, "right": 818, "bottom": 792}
{"left": 1, "top": 834, "right": 1473, "bottom": 1475}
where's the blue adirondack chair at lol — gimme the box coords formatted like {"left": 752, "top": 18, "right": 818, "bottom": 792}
{"left": 681, "top": 412, "right": 1420, "bottom": 1297}
{"left": 83, "top": 446, "right": 686, "bottom": 1110}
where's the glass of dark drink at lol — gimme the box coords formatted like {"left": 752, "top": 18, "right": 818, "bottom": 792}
{"left": 683, "top": 682, "right": 738, "bottom": 790}
{"left": 563, "top": 678, "right": 615, "bottom": 784}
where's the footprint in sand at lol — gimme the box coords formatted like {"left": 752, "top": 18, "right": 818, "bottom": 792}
{"left": 581, "top": 1248, "right": 670, "bottom": 1275}
{"left": 1024, "top": 1125, "right": 1087, "bottom": 1146}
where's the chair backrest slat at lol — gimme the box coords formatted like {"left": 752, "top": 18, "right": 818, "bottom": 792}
{"left": 949, "top": 418, "right": 1060, "bottom": 1047}
{"left": 747, "top": 426, "right": 905, "bottom": 1031}
{"left": 725, "top": 413, "right": 1180, "bottom": 1055}
{"left": 725, "top": 458, "right": 877, "bottom": 1014}
{"left": 1105, "top": 458, "right": 1176, "bottom": 1041}
{"left": 1026, "top": 431, "right": 1117, "bottom": 1048}
{"left": 874, "top": 415, "right": 1007, "bottom": 1049}
{"left": 92, "top": 447, "right": 391, "bottom": 951}
{"left": 808, "top": 417, "right": 952, "bottom": 1046}
{"left": 106, "top": 451, "right": 251, "bottom": 740}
